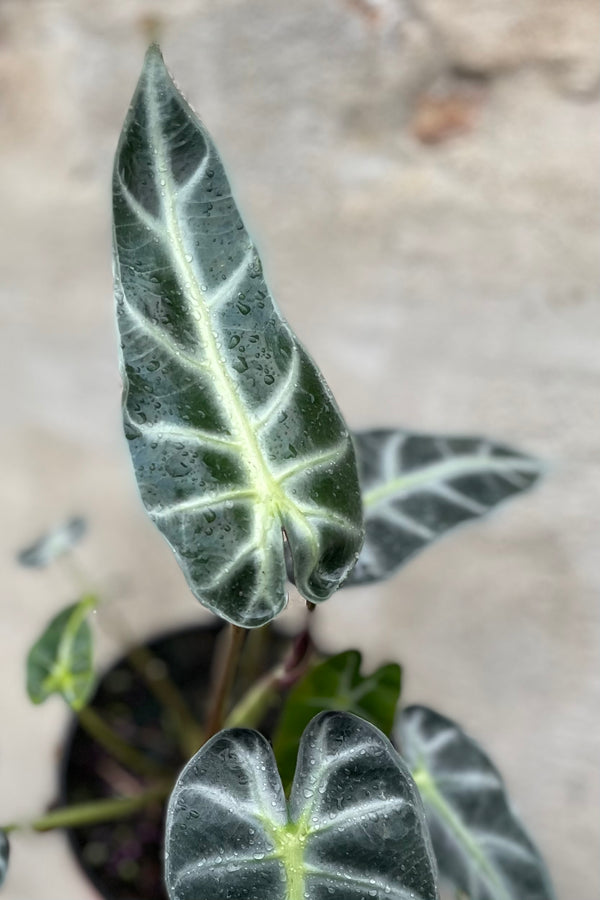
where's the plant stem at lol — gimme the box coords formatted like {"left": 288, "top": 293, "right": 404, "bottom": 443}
{"left": 3, "top": 781, "right": 171, "bottom": 834}
{"left": 237, "top": 623, "right": 271, "bottom": 688}
{"left": 127, "top": 644, "right": 204, "bottom": 758}
{"left": 63, "top": 555, "right": 204, "bottom": 762}
{"left": 204, "top": 624, "right": 246, "bottom": 739}
{"left": 224, "top": 673, "right": 279, "bottom": 729}
{"left": 106, "top": 607, "right": 204, "bottom": 760}
{"left": 225, "top": 626, "right": 315, "bottom": 729}
{"left": 77, "top": 706, "right": 166, "bottom": 777}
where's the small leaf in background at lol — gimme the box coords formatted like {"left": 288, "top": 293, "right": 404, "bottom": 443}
{"left": 273, "top": 649, "right": 401, "bottom": 789}
{"left": 17, "top": 516, "right": 87, "bottom": 569}
{"left": 347, "top": 429, "right": 542, "bottom": 586}
{"left": 26, "top": 595, "right": 96, "bottom": 711}
{"left": 113, "top": 45, "right": 363, "bottom": 628}
{"left": 165, "top": 711, "right": 439, "bottom": 900}
{"left": 397, "top": 705, "right": 556, "bottom": 900}
{"left": 0, "top": 831, "right": 8, "bottom": 888}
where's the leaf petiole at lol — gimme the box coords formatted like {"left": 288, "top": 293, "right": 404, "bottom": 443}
{"left": 77, "top": 706, "right": 168, "bottom": 777}
{"left": 204, "top": 624, "right": 246, "bottom": 738}
{"left": 2, "top": 780, "right": 171, "bottom": 835}
{"left": 225, "top": 626, "right": 316, "bottom": 729}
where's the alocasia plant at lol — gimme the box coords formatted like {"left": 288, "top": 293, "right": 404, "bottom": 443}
{"left": 397, "top": 706, "right": 557, "bottom": 900}
{"left": 348, "top": 429, "right": 541, "bottom": 586}
{"left": 17, "top": 516, "right": 86, "bottom": 569}
{"left": 273, "top": 650, "right": 401, "bottom": 789}
{"left": 112, "top": 44, "right": 363, "bottom": 629}
{"left": 1, "top": 43, "right": 557, "bottom": 900}
{"left": 26, "top": 594, "right": 96, "bottom": 711}
{"left": 166, "top": 712, "right": 439, "bottom": 900}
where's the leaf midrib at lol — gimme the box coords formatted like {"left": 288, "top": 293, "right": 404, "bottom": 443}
{"left": 42, "top": 596, "right": 95, "bottom": 710}
{"left": 144, "top": 67, "right": 312, "bottom": 573}
{"left": 149, "top": 69, "right": 331, "bottom": 579}
{"left": 363, "top": 455, "right": 539, "bottom": 510}
{"left": 147, "top": 77, "right": 276, "bottom": 505}
{"left": 413, "top": 762, "right": 511, "bottom": 900}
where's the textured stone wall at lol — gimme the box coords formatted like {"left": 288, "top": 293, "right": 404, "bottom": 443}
{"left": 1, "top": 1, "right": 598, "bottom": 897}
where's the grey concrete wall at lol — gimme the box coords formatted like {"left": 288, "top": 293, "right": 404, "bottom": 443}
{"left": 1, "top": 1, "right": 598, "bottom": 897}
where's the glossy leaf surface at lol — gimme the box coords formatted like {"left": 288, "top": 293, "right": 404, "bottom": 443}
{"left": 398, "top": 706, "right": 556, "bottom": 900}
{"left": 17, "top": 516, "right": 86, "bottom": 569}
{"left": 166, "top": 711, "right": 438, "bottom": 900}
{"left": 0, "top": 831, "right": 8, "bottom": 888}
{"left": 112, "top": 46, "right": 363, "bottom": 628}
{"left": 273, "top": 650, "right": 401, "bottom": 789}
{"left": 26, "top": 595, "right": 96, "bottom": 711}
{"left": 347, "top": 429, "right": 542, "bottom": 585}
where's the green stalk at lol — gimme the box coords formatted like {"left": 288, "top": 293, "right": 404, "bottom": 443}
{"left": 224, "top": 673, "right": 279, "bottom": 729}
{"left": 205, "top": 624, "right": 246, "bottom": 739}
{"left": 127, "top": 643, "right": 204, "bottom": 758}
{"left": 77, "top": 706, "right": 166, "bottom": 777}
{"left": 225, "top": 625, "right": 315, "bottom": 729}
{"left": 61, "top": 556, "right": 204, "bottom": 761}
{"left": 3, "top": 781, "right": 171, "bottom": 834}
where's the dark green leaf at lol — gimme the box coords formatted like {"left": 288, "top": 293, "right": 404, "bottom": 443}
{"left": 0, "top": 831, "right": 8, "bottom": 888}
{"left": 398, "top": 706, "right": 556, "bottom": 900}
{"left": 273, "top": 650, "right": 401, "bottom": 789}
{"left": 112, "top": 45, "right": 363, "bottom": 628}
{"left": 347, "top": 429, "right": 542, "bottom": 586}
{"left": 17, "top": 516, "right": 87, "bottom": 569}
{"left": 26, "top": 595, "right": 96, "bottom": 711}
{"left": 165, "top": 711, "right": 439, "bottom": 900}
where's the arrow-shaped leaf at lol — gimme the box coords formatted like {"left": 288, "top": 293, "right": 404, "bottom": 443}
{"left": 273, "top": 650, "right": 401, "bottom": 789}
{"left": 0, "top": 831, "right": 8, "bottom": 888}
{"left": 397, "top": 705, "right": 556, "bottom": 900}
{"left": 166, "top": 711, "right": 439, "bottom": 900}
{"left": 347, "top": 429, "right": 542, "bottom": 586}
{"left": 112, "top": 45, "right": 363, "bottom": 628}
{"left": 17, "top": 516, "right": 87, "bottom": 569}
{"left": 26, "top": 595, "right": 96, "bottom": 711}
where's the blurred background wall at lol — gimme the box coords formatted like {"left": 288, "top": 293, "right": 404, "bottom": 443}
{"left": 1, "top": 1, "right": 598, "bottom": 897}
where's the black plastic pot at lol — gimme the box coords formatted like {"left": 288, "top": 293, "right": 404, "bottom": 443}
{"left": 59, "top": 620, "right": 289, "bottom": 900}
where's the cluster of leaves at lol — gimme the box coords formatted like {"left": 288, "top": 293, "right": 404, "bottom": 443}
{"left": 2, "top": 44, "right": 556, "bottom": 900}
{"left": 112, "top": 46, "right": 541, "bottom": 631}
{"left": 112, "top": 45, "right": 554, "bottom": 900}
{"left": 165, "top": 705, "right": 556, "bottom": 900}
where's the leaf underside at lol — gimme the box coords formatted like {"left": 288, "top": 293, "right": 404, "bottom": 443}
{"left": 0, "top": 831, "right": 8, "bottom": 887}
{"left": 26, "top": 597, "right": 95, "bottom": 711}
{"left": 273, "top": 650, "right": 401, "bottom": 790}
{"left": 347, "top": 429, "right": 542, "bottom": 586}
{"left": 17, "top": 516, "right": 87, "bottom": 569}
{"left": 112, "top": 45, "right": 363, "bottom": 627}
{"left": 166, "top": 711, "right": 439, "bottom": 900}
{"left": 398, "top": 706, "right": 556, "bottom": 900}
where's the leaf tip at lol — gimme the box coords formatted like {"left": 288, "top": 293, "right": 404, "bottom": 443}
{"left": 144, "top": 40, "right": 165, "bottom": 65}
{"left": 142, "top": 41, "right": 173, "bottom": 87}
